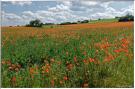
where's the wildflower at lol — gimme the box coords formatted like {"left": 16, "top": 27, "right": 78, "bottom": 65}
{"left": 35, "top": 65, "right": 38, "bottom": 70}
{"left": 83, "top": 51, "right": 87, "bottom": 56}
{"left": 50, "top": 58, "right": 55, "bottom": 63}
{"left": 122, "top": 49, "right": 128, "bottom": 53}
{"left": 42, "top": 71, "right": 45, "bottom": 74}
{"left": 95, "top": 50, "right": 99, "bottom": 54}
{"left": 42, "top": 66, "right": 46, "bottom": 69}
{"left": 29, "top": 67, "right": 35, "bottom": 75}
{"left": 74, "top": 56, "right": 77, "bottom": 62}
{"left": 66, "top": 51, "right": 69, "bottom": 55}
{"left": 45, "top": 68, "right": 49, "bottom": 73}
{"left": 67, "top": 63, "right": 73, "bottom": 71}
{"left": 83, "top": 59, "right": 88, "bottom": 64}
{"left": 83, "top": 59, "right": 87, "bottom": 63}
{"left": 11, "top": 76, "right": 16, "bottom": 83}
{"left": 11, "top": 64, "right": 16, "bottom": 69}
{"left": 16, "top": 64, "right": 21, "bottom": 68}
{"left": 51, "top": 80, "right": 54, "bottom": 87}
{"left": 1, "top": 60, "right": 6, "bottom": 65}
{"left": 83, "top": 83, "right": 89, "bottom": 88}
{"left": 126, "top": 53, "right": 129, "bottom": 57}
{"left": 15, "top": 68, "right": 19, "bottom": 72}
{"left": 104, "top": 55, "right": 114, "bottom": 62}
{"left": 121, "top": 38, "right": 128, "bottom": 44}
{"left": 59, "top": 80, "right": 63, "bottom": 84}
{"left": 31, "top": 75, "right": 34, "bottom": 79}
{"left": 46, "top": 63, "right": 50, "bottom": 66}
{"left": 8, "top": 66, "right": 13, "bottom": 71}
{"left": 6, "top": 60, "right": 11, "bottom": 66}
{"left": 57, "top": 61, "right": 61, "bottom": 65}
{"left": 89, "top": 58, "right": 95, "bottom": 63}
{"left": 63, "top": 76, "right": 68, "bottom": 80}
{"left": 121, "top": 43, "right": 127, "bottom": 48}
{"left": 114, "top": 49, "right": 121, "bottom": 53}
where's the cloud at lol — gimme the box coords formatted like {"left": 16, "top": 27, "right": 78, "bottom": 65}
{"left": 58, "top": 1, "right": 72, "bottom": 7}
{"left": 121, "top": 5, "right": 134, "bottom": 15}
{"left": 10, "top": 1, "right": 32, "bottom": 6}
{"left": 48, "top": 4, "right": 70, "bottom": 12}
{"left": 1, "top": 1, "right": 134, "bottom": 26}
{"left": 2, "top": 11, "right": 22, "bottom": 21}
{"left": 80, "top": 1, "right": 98, "bottom": 6}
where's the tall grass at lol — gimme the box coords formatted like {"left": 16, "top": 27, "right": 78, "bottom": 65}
{"left": 1, "top": 26, "right": 133, "bottom": 88}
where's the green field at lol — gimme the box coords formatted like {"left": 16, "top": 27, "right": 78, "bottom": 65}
{"left": 1, "top": 22, "right": 134, "bottom": 88}
{"left": 42, "top": 18, "right": 119, "bottom": 29}
{"left": 89, "top": 18, "right": 118, "bottom": 23}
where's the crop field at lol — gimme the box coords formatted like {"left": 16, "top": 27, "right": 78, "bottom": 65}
{"left": 1, "top": 22, "right": 134, "bottom": 88}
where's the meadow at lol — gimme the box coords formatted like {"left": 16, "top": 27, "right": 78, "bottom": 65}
{"left": 1, "top": 22, "right": 134, "bottom": 88}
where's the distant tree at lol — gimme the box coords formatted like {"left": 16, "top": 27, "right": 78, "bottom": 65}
{"left": 26, "top": 19, "right": 43, "bottom": 27}
{"left": 118, "top": 17, "right": 129, "bottom": 22}
{"left": 80, "top": 20, "right": 89, "bottom": 23}
{"left": 77, "top": 21, "right": 81, "bottom": 23}
{"left": 118, "top": 14, "right": 134, "bottom": 22}
{"left": 115, "top": 16, "right": 119, "bottom": 19}
{"left": 98, "top": 18, "right": 101, "bottom": 20}
{"left": 44, "top": 23, "right": 54, "bottom": 25}
{"left": 71, "top": 22, "right": 77, "bottom": 24}
{"left": 60, "top": 22, "right": 72, "bottom": 25}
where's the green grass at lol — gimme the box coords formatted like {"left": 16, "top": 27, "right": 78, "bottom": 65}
{"left": 1, "top": 26, "right": 134, "bottom": 88}
{"left": 42, "top": 18, "right": 118, "bottom": 28}
{"left": 42, "top": 25, "right": 61, "bottom": 29}
{"left": 89, "top": 18, "right": 118, "bottom": 23}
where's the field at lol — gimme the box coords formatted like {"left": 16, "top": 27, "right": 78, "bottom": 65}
{"left": 88, "top": 18, "right": 118, "bottom": 23}
{"left": 1, "top": 22, "right": 134, "bottom": 88}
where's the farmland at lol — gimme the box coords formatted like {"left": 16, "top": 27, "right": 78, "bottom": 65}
{"left": 1, "top": 22, "right": 134, "bottom": 88}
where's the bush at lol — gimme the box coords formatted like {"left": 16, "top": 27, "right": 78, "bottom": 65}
{"left": 60, "top": 22, "right": 72, "bottom": 25}
{"left": 44, "top": 23, "right": 54, "bottom": 25}
{"left": 118, "top": 17, "right": 129, "bottom": 22}
{"left": 80, "top": 20, "right": 89, "bottom": 23}
{"left": 26, "top": 19, "right": 43, "bottom": 27}
{"left": 118, "top": 14, "right": 134, "bottom": 22}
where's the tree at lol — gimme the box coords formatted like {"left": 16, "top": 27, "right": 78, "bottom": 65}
{"left": 118, "top": 14, "right": 134, "bottom": 22}
{"left": 26, "top": 19, "right": 43, "bottom": 27}
{"left": 80, "top": 20, "right": 89, "bottom": 23}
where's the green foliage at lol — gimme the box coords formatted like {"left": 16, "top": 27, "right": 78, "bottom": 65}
{"left": 26, "top": 19, "right": 43, "bottom": 27}
{"left": 118, "top": 14, "right": 134, "bottom": 22}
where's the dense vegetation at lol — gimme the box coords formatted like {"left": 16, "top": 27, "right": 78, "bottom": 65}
{"left": 26, "top": 19, "right": 43, "bottom": 27}
{"left": 2, "top": 22, "right": 133, "bottom": 88}
{"left": 118, "top": 14, "right": 134, "bottom": 22}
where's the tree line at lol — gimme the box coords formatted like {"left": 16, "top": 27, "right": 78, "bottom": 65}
{"left": 26, "top": 14, "right": 134, "bottom": 27}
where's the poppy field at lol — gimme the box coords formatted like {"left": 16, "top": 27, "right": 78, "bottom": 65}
{"left": 1, "top": 22, "right": 134, "bottom": 88}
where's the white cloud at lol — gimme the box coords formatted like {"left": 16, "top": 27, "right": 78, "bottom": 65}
{"left": 80, "top": 1, "right": 98, "bottom": 6}
{"left": 121, "top": 5, "right": 134, "bottom": 15}
{"left": 59, "top": 1, "right": 72, "bottom": 7}
{"left": 10, "top": 1, "right": 32, "bottom": 6}
{"left": 48, "top": 4, "right": 70, "bottom": 12}
{"left": 2, "top": 11, "right": 22, "bottom": 21}
{"left": 1, "top": 1, "right": 134, "bottom": 26}
{"left": 91, "top": 12, "right": 114, "bottom": 19}
{"left": 100, "top": 1, "right": 114, "bottom": 8}
{"left": 22, "top": 11, "right": 34, "bottom": 16}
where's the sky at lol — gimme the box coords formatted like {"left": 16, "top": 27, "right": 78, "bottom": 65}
{"left": 1, "top": 0, "right": 134, "bottom": 26}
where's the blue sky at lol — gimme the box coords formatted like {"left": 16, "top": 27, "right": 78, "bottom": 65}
{"left": 1, "top": 0, "right": 134, "bottom": 26}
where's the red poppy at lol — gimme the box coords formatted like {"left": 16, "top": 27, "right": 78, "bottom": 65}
{"left": 63, "top": 76, "right": 68, "bottom": 80}
{"left": 89, "top": 58, "right": 95, "bottom": 63}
